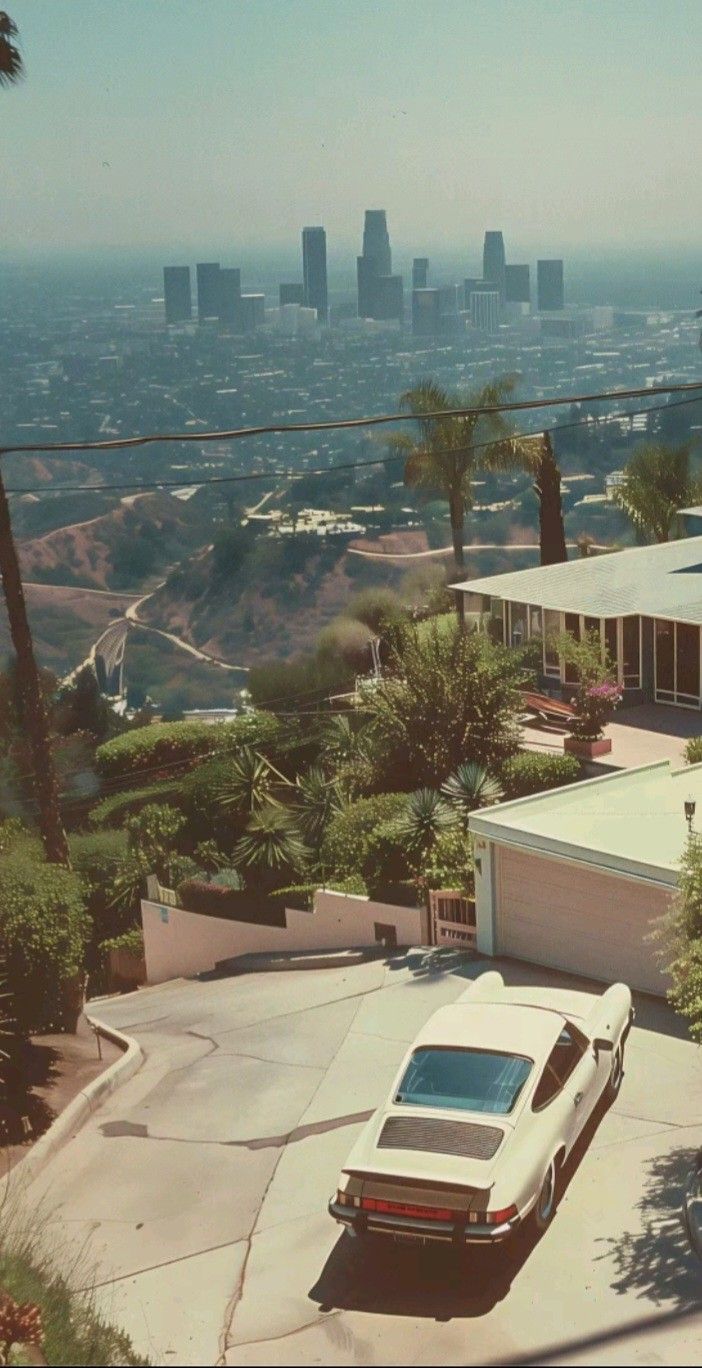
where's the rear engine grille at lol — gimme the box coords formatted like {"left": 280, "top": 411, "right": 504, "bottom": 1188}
{"left": 378, "top": 1115, "right": 503, "bottom": 1161}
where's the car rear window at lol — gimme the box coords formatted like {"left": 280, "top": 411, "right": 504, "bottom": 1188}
{"left": 395, "top": 1046, "right": 533, "bottom": 1115}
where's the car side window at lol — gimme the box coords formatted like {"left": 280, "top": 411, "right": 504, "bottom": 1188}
{"left": 532, "top": 1025, "right": 587, "bottom": 1111}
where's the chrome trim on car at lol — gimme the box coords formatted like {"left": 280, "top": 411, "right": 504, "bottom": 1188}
{"left": 328, "top": 1199, "right": 519, "bottom": 1243}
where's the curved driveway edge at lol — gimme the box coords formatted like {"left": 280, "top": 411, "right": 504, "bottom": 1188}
{"left": 2, "top": 1012, "right": 144, "bottom": 1192}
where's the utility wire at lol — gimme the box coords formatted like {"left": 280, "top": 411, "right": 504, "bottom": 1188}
{"left": 1, "top": 379, "right": 701, "bottom": 462}
{"left": 3, "top": 393, "right": 701, "bottom": 498}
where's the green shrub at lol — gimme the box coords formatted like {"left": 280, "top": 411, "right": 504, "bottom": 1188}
{"left": 684, "top": 736, "right": 702, "bottom": 765}
{"left": 0, "top": 857, "right": 89, "bottom": 1032}
{"left": 95, "top": 713, "right": 280, "bottom": 780}
{"left": 89, "top": 780, "right": 183, "bottom": 828}
{"left": 100, "top": 927, "right": 144, "bottom": 958}
{"left": 347, "top": 588, "right": 406, "bottom": 634}
{"left": 320, "top": 793, "right": 407, "bottom": 883}
{"left": 177, "top": 878, "right": 286, "bottom": 927}
{"left": 500, "top": 751, "right": 581, "bottom": 800}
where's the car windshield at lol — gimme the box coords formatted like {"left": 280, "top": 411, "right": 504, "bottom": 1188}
{"left": 395, "top": 1047, "right": 533, "bottom": 1115}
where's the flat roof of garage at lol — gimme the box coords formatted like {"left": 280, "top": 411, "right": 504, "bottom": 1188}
{"left": 469, "top": 759, "right": 702, "bottom": 885}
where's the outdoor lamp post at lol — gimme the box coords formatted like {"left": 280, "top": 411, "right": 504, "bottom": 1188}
{"left": 685, "top": 797, "right": 696, "bottom": 834}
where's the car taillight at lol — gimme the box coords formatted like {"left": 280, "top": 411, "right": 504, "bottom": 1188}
{"left": 336, "top": 1190, "right": 360, "bottom": 1208}
{"left": 468, "top": 1204, "right": 518, "bottom": 1225}
{"left": 361, "top": 1197, "right": 453, "bottom": 1222}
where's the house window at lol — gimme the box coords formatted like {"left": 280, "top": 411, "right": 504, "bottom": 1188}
{"left": 543, "top": 609, "right": 560, "bottom": 677}
{"left": 655, "top": 619, "right": 675, "bottom": 698}
{"left": 509, "top": 602, "right": 529, "bottom": 647}
{"left": 564, "top": 613, "right": 581, "bottom": 684}
{"left": 604, "top": 618, "right": 618, "bottom": 673}
{"left": 622, "top": 617, "right": 641, "bottom": 689}
{"left": 677, "top": 624, "right": 700, "bottom": 702}
{"left": 489, "top": 599, "right": 505, "bottom": 644}
{"left": 655, "top": 619, "right": 699, "bottom": 706}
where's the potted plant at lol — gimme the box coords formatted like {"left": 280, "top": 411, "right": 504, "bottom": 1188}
{"left": 554, "top": 630, "right": 622, "bottom": 758}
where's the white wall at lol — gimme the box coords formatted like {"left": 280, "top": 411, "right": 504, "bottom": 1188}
{"left": 141, "top": 888, "right": 430, "bottom": 984}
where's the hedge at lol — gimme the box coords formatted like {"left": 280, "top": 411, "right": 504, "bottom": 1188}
{"left": 95, "top": 712, "right": 280, "bottom": 780}
{"left": 320, "top": 793, "right": 407, "bottom": 883}
{"left": 0, "top": 856, "right": 89, "bottom": 1032}
{"left": 89, "top": 780, "right": 184, "bottom": 829}
{"left": 500, "top": 751, "right": 581, "bottom": 800}
{"left": 177, "top": 879, "right": 287, "bottom": 927}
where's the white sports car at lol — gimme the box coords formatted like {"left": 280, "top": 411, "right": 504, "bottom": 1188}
{"left": 329, "top": 971, "right": 633, "bottom": 1245}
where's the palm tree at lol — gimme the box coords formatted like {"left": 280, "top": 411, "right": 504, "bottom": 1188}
{"left": 233, "top": 805, "right": 309, "bottom": 875}
{"left": 295, "top": 767, "right": 343, "bottom": 845}
{"left": 392, "top": 377, "right": 519, "bottom": 575}
{"left": 614, "top": 443, "right": 698, "bottom": 543}
{"left": 0, "top": 12, "right": 22, "bottom": 85}
{"left": 390, "top": 788, "right": 457, "bottom": 857}
{"left": 527, "top": 432, "right": 568, "bottom": 565}
{"left": 441, "top": 763, "right": 504, "bottom": 820}
{"left": 0, "top": 18, "right": 69, "bottom": 865}
{"left": 215, "top": 746, "right": 287, "bottom": 814}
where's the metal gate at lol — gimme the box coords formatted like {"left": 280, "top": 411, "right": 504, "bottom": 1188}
{"left": 429, "top": 890, "right": 477, "bottom": 949}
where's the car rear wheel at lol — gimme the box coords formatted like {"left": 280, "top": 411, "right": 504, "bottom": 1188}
{"left": 532, "top": 1158, "right": 558, "bottom": 1233}
{"left": 605, "top": 1043, "right": 624, "bottom": 1101}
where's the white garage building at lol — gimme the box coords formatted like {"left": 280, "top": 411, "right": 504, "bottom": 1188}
{"left": 469, "top": 759, "right": 700, "bottom": 996}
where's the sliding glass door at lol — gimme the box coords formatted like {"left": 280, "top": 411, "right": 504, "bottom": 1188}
{"left": 655, "top": 619, "right": 700, "bottom": 706}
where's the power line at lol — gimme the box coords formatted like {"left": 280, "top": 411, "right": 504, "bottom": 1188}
{"left": 3, "top": 393, "right": 701, "bottom": 498}
{"left": 1, "top": 378, "right": 701, "bottom": 464}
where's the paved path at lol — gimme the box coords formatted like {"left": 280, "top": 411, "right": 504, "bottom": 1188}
{"left": 11, "top": 957, "right": 702, "bottom": 1366}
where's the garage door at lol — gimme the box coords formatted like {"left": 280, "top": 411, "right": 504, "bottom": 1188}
{"left": 496, "top": 846, "right": 673, "bottom": 996}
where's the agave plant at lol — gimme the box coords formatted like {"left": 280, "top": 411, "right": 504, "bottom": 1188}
{"left": 233, "top": 804, "right": 309, "bottom": 874}
{"left": 215, "top": 747, "right": 286, "bottom": 814}
{"left": 441, "top": 762, "right": 504, "bottom": 818}
{"left": 390, "top": 788, "right": 457, "bottom": 855}
{"left": 295, "top": 767, "right": 344, "bottom": 846}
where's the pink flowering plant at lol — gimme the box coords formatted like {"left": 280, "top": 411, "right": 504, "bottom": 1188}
{"left": 552, "top": 629, "right": 622, "bottom": 741}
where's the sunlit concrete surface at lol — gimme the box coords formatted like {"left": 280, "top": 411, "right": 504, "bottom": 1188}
{"left": 12, "top": 954, "right": 702, "bottom": 1366}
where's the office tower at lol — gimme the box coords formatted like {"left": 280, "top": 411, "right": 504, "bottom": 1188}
{"left": 412, "top": 258, "right": 429, "bottom": 290}
{"left": 482, "top": 231, "right": 506, "bottom": 302}
{"left": 163, "top": 266, "right": 192, "bottom": 323}
{"left": 537, "top": 259, "right": 564, "bottom": 311}
{"left": 464, "top": 277, "right": 497, "bottom": 310}
{"left": 196, "top": 262, "right": 221, "bottom": 321}
{"left": 505, "top": 264, "right": 530, "bottom": 305}
{"left": 239, "top": 293, "right": 266, "bottom": 331}
{"left": 357, "top": 210, "right": 402, "bottom": 321}
{"left": 362, "top": 210, "right": 392, "bottom": 275}
{"left": 279, "top": 283, "right": 304, "bottom": 306}
{"left": 218, "top": 267, "right": 241, "bottom": 330}
{"left": 412, "top": 288, "right": 442, "bottom": 335}
{"left": 470, "top": 289, "right": 500, "bottom": 333}
{"left": 302, "top": 226, "right": 328, "bottom": 323}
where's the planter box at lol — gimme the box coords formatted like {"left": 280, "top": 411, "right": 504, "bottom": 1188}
{"left": 564, "top": 735, "right": 612, "bottom": 758}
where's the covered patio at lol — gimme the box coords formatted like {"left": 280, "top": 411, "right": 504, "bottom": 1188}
{"left": 522, "top": 702, "right": 701, "bottom": 772}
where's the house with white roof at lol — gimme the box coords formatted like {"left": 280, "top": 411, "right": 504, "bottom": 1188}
{"left": 469, "top": 759, "right": 700, "bottom": 995}
{"left": 454, "top": 535, "right": 702, "bottom": 710}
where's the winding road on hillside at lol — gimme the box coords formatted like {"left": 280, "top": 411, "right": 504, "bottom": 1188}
{"left": 348, "top": 541, "right": 582, "bottom": 561}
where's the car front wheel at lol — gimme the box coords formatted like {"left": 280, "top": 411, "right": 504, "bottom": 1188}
{"left": 604, "top": 1043, "right": 624, "bottom": 1102}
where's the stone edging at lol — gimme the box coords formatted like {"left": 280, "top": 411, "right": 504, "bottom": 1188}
{"left": 2, "top": 1013, "right": 144, "bottom": 1190}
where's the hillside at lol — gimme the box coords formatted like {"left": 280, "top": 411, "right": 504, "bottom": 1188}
{"left": 17, "top": 491, "right": 211, "bottom": 591}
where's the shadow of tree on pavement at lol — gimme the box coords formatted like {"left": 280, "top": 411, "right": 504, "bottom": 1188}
{"left": 597, "top": 1145, "right": 702, "bottom": 1308}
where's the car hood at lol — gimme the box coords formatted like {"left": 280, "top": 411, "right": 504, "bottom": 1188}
{"left": 342, "top": 1104, "right": 514, "bottom": 1191}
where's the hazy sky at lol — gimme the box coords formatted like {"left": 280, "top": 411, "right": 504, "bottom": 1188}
{"left": 3, "top": 0, "right": 701, "bottom": 259}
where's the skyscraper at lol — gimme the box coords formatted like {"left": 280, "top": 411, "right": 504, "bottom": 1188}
{"left": 412, "top": 288, "right": 441, "bottom": 335}
{"left": 279, "top": 283, "right": 304, "bottom": 307}
{"left": 302, "top": 227, "right": 328, "bottom": 323}
{"left": 537, "top": 259, "right": 564, "bottom": 311}
{"left": 505, "top": 264, "right": 530, "bottom": 305}
{"left": 412, "top": 258, "right": 429, "bottom": 290}
{"left": 464, "top": 277, "right": 498, "bottom": 310}
{"left": 482, "top": 232, "right": 506, "bottom": 303}
{"left": 196, "top": 262, "right": 221, "bottom": 321}
{"left": 218, "top": 268, "right": 242, "bottom": 330}
{"left": 362, "top": 210, "right": 392, "bottom": 275}
{"left": 470, "top": 289, "right": 500, "bottom": 333}
{"left": 163, "top": 266, "right": 192, "bottom": 324}
{"left": 357, "top": 210, "right": 402, "bottom": 321}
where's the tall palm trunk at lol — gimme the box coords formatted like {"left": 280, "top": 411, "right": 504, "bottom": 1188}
{"left": 0, "top": 467, "right": 70, "bottom": 865}
{"left": 449, "top": 489, "right": 466, "bottom": 625}
{"left": 534, "top": 434, "right": 567, "bottom": 566}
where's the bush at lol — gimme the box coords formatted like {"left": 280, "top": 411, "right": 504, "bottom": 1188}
{"left": 320, "top": 793, "right": 407, "bottom": 883}
{"left": 500, "top": 751, "right": 582, "bottom": 799}
{"left": 684, "top": 736, "right": 702, "bottom": 765}
{"left": 347, "top": 588, "right": 406, "bottom": 634}
{"left": 177, "top": 878, "right": 286, "bottom": 927}
{"left": 316, "top": 617, "right": 373, "bottom": 671}
{"left": 95, "top": 713, "right": 280, "bottom": 780}
{"left": 0, "top": 857, "right": 89, "bottom": 1032}
{"left": 100, "top": 927, "right": 144, "bottom": 958}
{"left": 88, "top": 780, "right": 183, "bottom": 829}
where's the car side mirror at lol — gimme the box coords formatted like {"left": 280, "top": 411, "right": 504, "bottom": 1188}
{"left": 593, "top": 1036, "right": 614, "bottom": 1054}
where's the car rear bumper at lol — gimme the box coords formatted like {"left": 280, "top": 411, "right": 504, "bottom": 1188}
{"left": 328, "top": 1199, "right": 520, "bottom": 1244}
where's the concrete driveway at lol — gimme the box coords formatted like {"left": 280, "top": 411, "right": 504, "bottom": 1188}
{"left": 13, "top": 953, "right": 702, "bottom": 1366}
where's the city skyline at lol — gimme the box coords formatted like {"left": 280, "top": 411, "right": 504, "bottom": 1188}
{"left": 3, "top": 0, "right": 702, "bottom": 257}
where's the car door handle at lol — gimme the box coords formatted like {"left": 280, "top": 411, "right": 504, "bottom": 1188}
{"left": 573, "top": 1091, "right": 584, "bottom": 1107}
